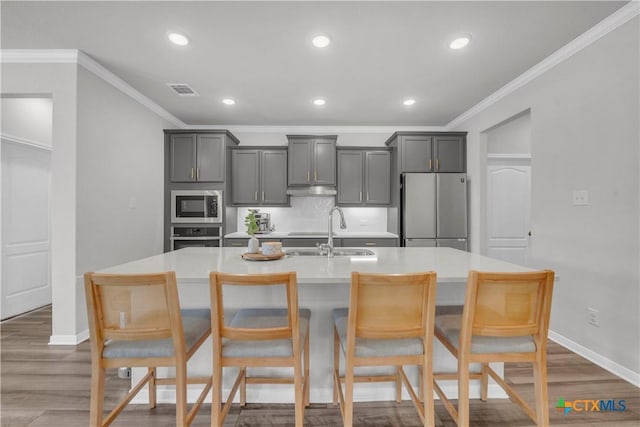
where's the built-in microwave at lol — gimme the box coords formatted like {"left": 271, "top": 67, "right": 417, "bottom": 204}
{"left": 171, "top": 190, "right": 222, "bottom": 223}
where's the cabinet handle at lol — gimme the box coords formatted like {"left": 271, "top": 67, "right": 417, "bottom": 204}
{"left": 314, "top": 171, "right": 317, "bottom": 182}
{"left": 190, "top": 168, "right": 195, "bottom": 179}
{"left": 435, "top": 159, "right": 439, "bottom": 171}
{"left": 261, "top": 191, "right": 265, "bottom": 201}
{"left": 196, "top": 168, "right": 200, "bottom": 179}
{"left": 254, "top": 191, "right": 258, "bottom": 201}
{"left": 367, "top": 192, "right": 369, "bottom": 201}
{"left": 307, "top": 171, "right": 310, "bottom": 183}
{"left": 365, "top": 242, "right": 376, "bottom": 246}
{"left": 359, "top": 191, "right": 362, "bottom": 202}
{"left": 428, "top": 159, "right": 432, "bottom": 171}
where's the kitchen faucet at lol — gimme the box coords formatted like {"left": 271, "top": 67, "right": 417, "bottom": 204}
{"left": 318, "top": 206, "right": 347, "bottom": 257}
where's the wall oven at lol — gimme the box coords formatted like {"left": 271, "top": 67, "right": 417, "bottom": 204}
{"left": 171, "top": 190, "right": 222, "bottom": 223}
{"left": 170, "top": 226, "right": 221, "bottom": 251}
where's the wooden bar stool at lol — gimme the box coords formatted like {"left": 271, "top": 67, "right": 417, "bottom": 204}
{"left": 209, "top": 272, "right": 310, "bottom": 427}
{"left": 84, "top": 271, "right": 212, "bottom": 427}
{"left": 433, "top": 270, "right": 555, "bottom": 427}
{"left": 332, "top": 271, "right": 438, "bottom": 427}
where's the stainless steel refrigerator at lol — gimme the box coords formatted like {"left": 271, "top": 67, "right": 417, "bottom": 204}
{"left": 401, "top": 173, "right": 468, "bottom": 250}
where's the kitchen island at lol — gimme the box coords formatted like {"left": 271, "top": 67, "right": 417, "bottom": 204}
{"left": 99, "top": 247, "right": 532, "bottom": 404}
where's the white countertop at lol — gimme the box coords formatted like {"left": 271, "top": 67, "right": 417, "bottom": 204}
{"left": 224, "top": 231, "right": 399, "bottom": 239}
{"left": 99, "top": 247, "right": 531, "bottom": 284}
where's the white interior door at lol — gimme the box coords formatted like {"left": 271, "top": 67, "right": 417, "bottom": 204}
{"left": 486, "top": 161, "right": 531, "bottom": 265}
{"left": 1, "top": 141, "right": 51, "bottom": 319}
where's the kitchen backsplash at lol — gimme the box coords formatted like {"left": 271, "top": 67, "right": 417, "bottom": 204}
{"left": 235, "top": 197, "right": 387, "bottom": 233}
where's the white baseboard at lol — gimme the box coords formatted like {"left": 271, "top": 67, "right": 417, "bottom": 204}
{"left": 129, "top": 381, "right": 507, "bottom": 405}
{"left": 49, "top": 329, "right": 89, "bottom": 345}
{"left": 548, "top": 330, "right": 640, "bottom": 388}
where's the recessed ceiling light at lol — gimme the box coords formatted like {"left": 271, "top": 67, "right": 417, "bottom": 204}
{"left": 168, "top": 32, "right": 189, "bottom": 46}
{"left": 403, "top": 99, "right": 416, "bottom": 106}
{"left": 449, "top": 35, "right": 471, "bottom": 50}
{"left": 312, "top": 34, "right": 331, "bottom": 48}
{"left": 312, "top": 98, "right": 326, "bottom": 106}
{"left": 222, "top": 98, "right": 236, "bottom": 105}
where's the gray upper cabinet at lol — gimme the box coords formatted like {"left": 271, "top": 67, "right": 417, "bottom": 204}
{"left": 433, "top": 135, "right": 466, "bottom": 172}
{"left": 337, "top": 151, "right": 363, "bottom": 204}
{"left": 231, "top": 149, "right": 288, "bottom": 206}
{"left": 169, "top": 131, "right": 237, "bottom": 182}
{"left": 401, "top": 135, "right": 432, "bottom": 173}
{"left": 365, "top": 151, "right": 391, "bottom": 204}
{"left": 385, "top": 132, "right": 466, "bottom": 173}
{"left": 337, "top": 149, "right": 390, "bottom": 206}
{"left": 287, "top": 136, "right": 336, "bottom": 186}
{"left": 231, "top": 150, "right": 260, "bottom": 204}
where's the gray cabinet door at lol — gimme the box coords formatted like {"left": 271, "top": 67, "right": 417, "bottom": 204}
{"left": 400, "top": 135, "right": 432, "bottom": 173}
{"left": 231, "top": 150, "right": 260, "bottom": 204}
{"left": 288, "top": 140, "right": 312, "bottom": 185}
{"left": 261, "top": 150, "right": 288, "bottom": 205}
{"left": 282, "top": 238, "right": 327, "bottom": 247}
{"left": 337, "top": 151, "right": 363, "bottom": 204}
{"left": 313, "top": 139, "right": 336, "bottom": 185}
{"left": 170, "top": 134, "right": 197, "bottom": 182}
{"left": 365, "top": 151, "right": 390, "bottom": 205}
{"left": 341, "top": 238, "right": 398, "bottom": 247}
{"left": 433, "top": 135, "right": 465, "bottom": 172}
{"left": 197, "top": 134, "right": 225, "bottom": 182}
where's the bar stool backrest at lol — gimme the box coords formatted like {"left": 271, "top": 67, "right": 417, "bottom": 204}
{"left": 464, "top": 270, "right": 555, "bottom": 340}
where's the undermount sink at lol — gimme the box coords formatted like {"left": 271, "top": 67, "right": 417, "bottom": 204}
{"left": 285, "top": 248, "right": 376, "bottom": 257}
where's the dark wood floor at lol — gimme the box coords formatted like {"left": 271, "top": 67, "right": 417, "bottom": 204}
{"left": 1, "top": 306, "right": 638, "bottom": 426}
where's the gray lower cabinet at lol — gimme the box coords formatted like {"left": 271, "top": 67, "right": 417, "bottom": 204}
{"left": 337, "top": 150, "right": 390, "bottom": 206}
{"left": 385, "top": 132, "right": 466, "bottom": 173}
{"left": 224, "top": 238, "right": 248, "bottom": 248}
{"left": 287, "top": 136, "right": 336, "bottom": 186}
{"left": 231, "top": 149, "right": 288, "bottom": 206}
{"left": 340, "top": 238, "right": 399, "bottom": 247}
{"left": 170, "top": 133, "right": 227, "bottom": 182}
{"left": 281, "top": 238, "right": 327, "bottom": 247}
{"left": 225, "top": 237, "right": 282, "bottom": 248}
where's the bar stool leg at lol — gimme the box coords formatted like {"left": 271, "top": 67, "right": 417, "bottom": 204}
{"left": 89, "top": 363, "right": 105, "bottom": 427}
{"left": 212, "top": 360, "right": 222, "bottom": 427}
{"left": 333, "top": 328, "right": 340, "bottom": 406}
{"left": 148, "top": 367, "right": 157, "bottom": 409}
{"left": 240, "top": 367, "right": 247, "bottom": 407}
{"left": 457, "top": 360, "right": 470, "bottom": 427}
{"left": 480, "top": 363, "right": 489, "bottom": 402}
{"left": 293, "top": 351, "right": 304, "bottom": 427}
{"left": 176, "top": 361, "right": 187, "bottom": 426}
{"left": 395, "top": 366, "right": 402, "bottom": 403}
{"left": 533, "top": 353, "right": 549, "bottom": 426}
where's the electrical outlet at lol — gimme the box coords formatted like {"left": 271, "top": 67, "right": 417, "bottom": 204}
{"left": 587, "top": 307, "right": 599, "bottom": 327}
{"left": 573, "top": 190, "right": 589, "bottom": 206}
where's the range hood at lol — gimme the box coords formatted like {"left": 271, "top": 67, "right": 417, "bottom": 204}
{"left": 286, "top": 186, "right": 337, "bottom": 196}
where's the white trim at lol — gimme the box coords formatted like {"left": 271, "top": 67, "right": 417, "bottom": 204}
{"left": 1, "top": 49, "right": 186, "bottom": 129}
{"left": 130, "top": 382, "right": 507, "bottom": 405}
{"left": 184, "top": 125, "right": 447, "bottom": 134}
{"left": 446, "top": 2, "right": 640, "bottom": 130}
{"left": 1, "top": 133, "right": 52, "bottom": 151}
{"left": 48, "top": 329, "right": 89, "bottom": 346}
{"left": 0, "top": 49, "right": 78, "bottom": 63}
{"left": 548, "top": 330, "right": 640, "bottom": 388}
{"left": 486, "top": 153, "right": 531, "bottom": 160}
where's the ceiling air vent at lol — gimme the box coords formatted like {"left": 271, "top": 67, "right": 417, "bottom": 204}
{"left": 167, "top": 83, "right": 199, "bottom": 96}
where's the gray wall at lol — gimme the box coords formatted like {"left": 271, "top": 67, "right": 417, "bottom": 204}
{"left": 454, "top": 18, "right": 639, "bottom": 375}
{"left": 76, "top": 67, "right": 172, "bottom": 331}
{"left": 485, "top": 111, "right": 531, "bottom": 155}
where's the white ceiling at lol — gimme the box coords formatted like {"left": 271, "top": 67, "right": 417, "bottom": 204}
{"left": 1, "top": 1, "right": 627, "bottom": 126}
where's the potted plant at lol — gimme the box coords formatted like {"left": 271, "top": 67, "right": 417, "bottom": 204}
{"left": 244, "top": 209, "right": 260, "bottom": 253}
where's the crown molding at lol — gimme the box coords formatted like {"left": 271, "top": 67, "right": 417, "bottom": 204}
{"left": 1, "top": 132, "right": 52, "bottom": 151}
{"left": 1, "top": 49, "right": 186, "bottom": 129}
{"left": 0, "top": 49, "right": 78, "bottom": 63}
{"left": 184, "top": 125, "right": 447, "bottom": 134}
{"left": 446, "top": 1, "right": 640, "bottom": 130}
{"left": 75, "top": 51, "right": 186, "bottom": 128}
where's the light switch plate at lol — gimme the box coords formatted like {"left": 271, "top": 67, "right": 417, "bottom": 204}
{"left": 572, "top": 190, "right": 589, "bottom": 206}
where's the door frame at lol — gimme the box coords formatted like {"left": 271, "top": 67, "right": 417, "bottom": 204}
{"left": 1, "top": 134, "right": 52, "bottom": 319}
